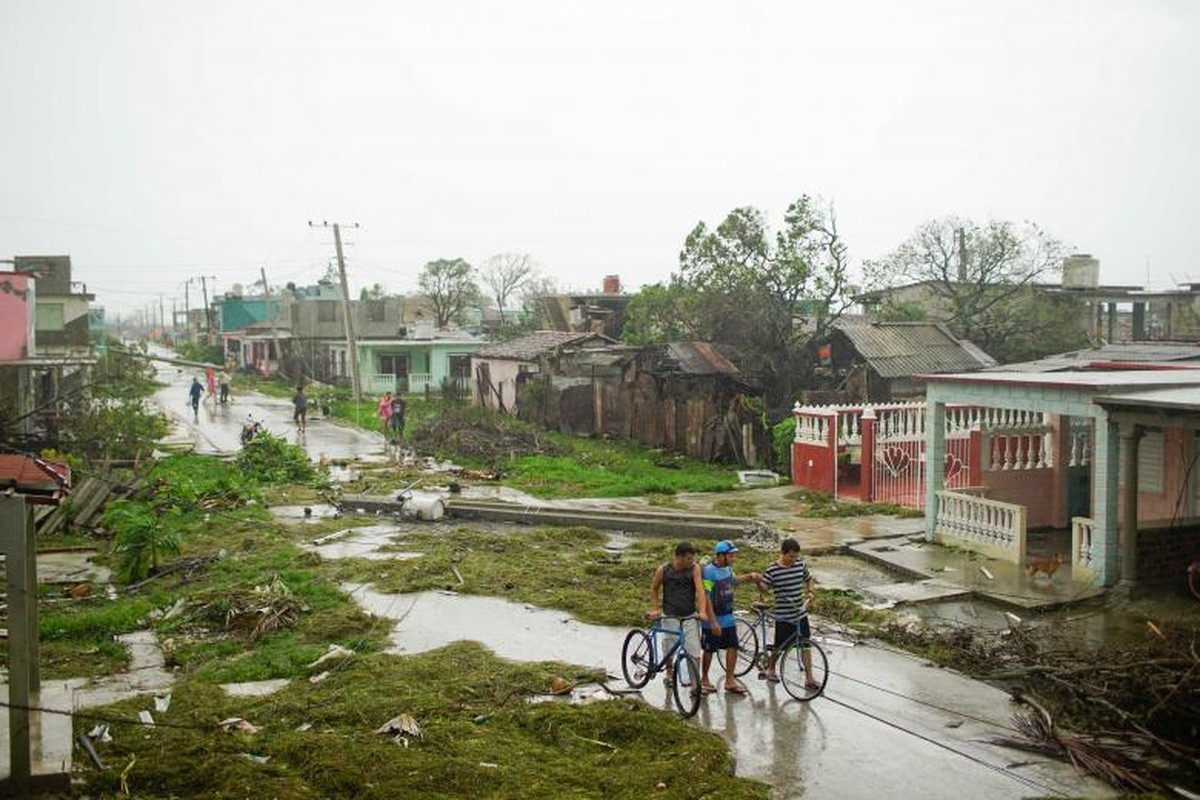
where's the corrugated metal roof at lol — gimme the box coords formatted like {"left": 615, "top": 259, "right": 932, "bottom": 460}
{"left": 836, "top": 322, "right": 995, "bottom": 378}
{"left": 474, "top": 331, "right": 609, "bottom": 361}
{"left": 663, "top": 342, "right": 742, "bottom": 375}
{"left": 1095, "top": 386, "right": 1200, "bottom": 412}
{"left": 989, "top": 342, "right": 1200, "bottom": 372}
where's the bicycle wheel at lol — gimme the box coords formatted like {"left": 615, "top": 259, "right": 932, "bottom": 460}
{"left": 733, "top": 616, "right": 760, "bottom": 677}
{"left": 671, "top": 650, "right": 702, "bottom": 718}
{"left": 780, "top": 637, "right": 829, "bottom": 702}
{"left": 621, "top": 629, "right": 654, "bottom": 689}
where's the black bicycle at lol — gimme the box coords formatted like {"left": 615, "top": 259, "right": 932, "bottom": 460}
{"left": 733, "top": 601, "right": 829, "bottom": 701}
{"left": 621, "top": 614, "right": 702, "bottom": 718}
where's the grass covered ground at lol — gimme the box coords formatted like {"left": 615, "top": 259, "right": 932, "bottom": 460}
{"left": 45, "top": 451, "right": 770, "bottom": 798}
{"left": 84, "top": 643, "right": 765, "bottom": 799}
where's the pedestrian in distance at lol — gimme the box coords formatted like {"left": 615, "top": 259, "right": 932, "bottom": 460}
{"left": 700, "top": 540, "right": 762, "bottom": 695}
{"left": 292, "top": 384, "right": 308, "bottom": 434}
{"left": 218, "top": 370, "right": 231, "bottom": 405}
{"left": 205, "top": 366, "right": 217, "bottom": 400}
{"left": 756, "top": 538, "right": 818, "bottom": 689}
{"left": 188, "top": 376, "right": 204, "bottom": 420}
{"left": 377, "top": 391, "right": 393, "bottom": 436}
{"left": 649, "top": 541, "right": 714, "bottom": 686}
{"left": 388, "top": 393, "right": 406, "bottom": 443}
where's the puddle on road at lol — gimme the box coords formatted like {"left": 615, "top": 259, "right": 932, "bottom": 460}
{"left": 807, "top": 554, "right": 895, "bottom": 592}
{"left": 304, "top": 524, "right": 423, "bottom": 562}
{"left": 343, "top": 585, "right": 624, "bottom": 671}
{"left": 270, "top": 504, "right": 340, "bottom": 523}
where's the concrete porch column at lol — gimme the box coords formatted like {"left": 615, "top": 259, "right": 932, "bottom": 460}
{"left": 1120, "top": 422, "right": 1143, "bottom": 585}
{"left": 925, "top": 398, "right": 947, "bottom": 541}
{"left": 1092, "top": 410, "right": 1121, "bottom": 586}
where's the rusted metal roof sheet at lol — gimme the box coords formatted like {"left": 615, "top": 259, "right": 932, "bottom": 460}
{"left": 475, "top": 331, "right": 612, "bottom": 361}
{"left": 663, "top": 342, "right": 742, "bottom": 375}
{"left": 837, "top": 322, "right": 995, "bottom": 378}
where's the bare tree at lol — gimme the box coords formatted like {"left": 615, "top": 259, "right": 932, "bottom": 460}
{"left": 864, "top": 217, "right": 1073, "bottom": 361}
{"left": 479, "top": 253, "right": 536, "bottom": 326}
{"left": 418, "top": 258, "right": 479, "bottom": 329}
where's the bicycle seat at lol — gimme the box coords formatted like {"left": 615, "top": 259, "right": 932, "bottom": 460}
{"left": 751, "top": 600, "right": 771, "bottom": 610}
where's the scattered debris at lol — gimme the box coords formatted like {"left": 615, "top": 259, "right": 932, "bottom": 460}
{"left": 241, "top": 753, "right": 271, "bottom": 765}
{"left": 154, "top": 694, "right": 171, "bottom": 713}
{"left": 295, "top": 722, "right": 313, "bottom": 732}
{"left": 218, "top": 718, "right": 261, "bottom": 735}
{"left": 309, "top": 671, "right": 331, "bottom": 684}
{"left": 67, "top": 581, "right": 93, "bottom": 599}
{"left": 978, "top": 566, "right": 994, "bottom": 581}
{"left": 87, "top": 723, "right": 112, "bottom": 743}
{"left": 138, "top": 710, "right": 154, "bottom": 727}
{"left": 77, "top": 733, "right": 107, "bottom": 770}
{"left": 478, "top": 762, "right": 499, "bottom": 769}
{"left": 451, "top": 566, "right": 465, "bottom": 586}
{"left": 549, "top": 676, "right": 573, "bottom": 695}
{"left": 376, "top": 713, "right": 423, "bottom": 747}
{"left": 307, "top": 643, "right": 355, "bottom": 670}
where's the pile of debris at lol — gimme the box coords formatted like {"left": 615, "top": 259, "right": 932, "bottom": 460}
{"left": 409, "top": 411, "right": 561, "bottom": 466}
{"left": 37, "top": 473, "right": 141, "bottom": 537}
{"left": 882, "top": 616, "right": 1200, "bottom": 795}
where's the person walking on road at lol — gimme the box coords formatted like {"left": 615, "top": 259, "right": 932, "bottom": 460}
{"left": 700, "top": 540, "right": 762, "bottom": 696}
{"left": 218, "top": 370, "right": 232, "bottom": 405}
{"left": 377, "top": 391, "right": 394, "bottom": 436}
{"left": 188, "top": 377, "right": 204, "bottom": 420}
{"left": 292, "top": 385, "right": 308, "bottom": 435}
{"left": 387, "top": 393, "right": 406, "bottom": 443}
{"left": 649, "top": 541, "right": 713, "bottom": 686}
{"left": 757, "top": 538, "right": 817, "bottom": 689}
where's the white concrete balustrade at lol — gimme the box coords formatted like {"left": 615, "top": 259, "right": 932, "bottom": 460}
{"left": 1071, "top": 516, "right": 1095, "bottom": 579}
{"left": 934, "top": 490, "right": 1028, "bottom": 563}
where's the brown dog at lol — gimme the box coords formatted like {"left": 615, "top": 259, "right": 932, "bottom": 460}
{"left": 1026, "top": 553, "right": 1063, "bottom": 581}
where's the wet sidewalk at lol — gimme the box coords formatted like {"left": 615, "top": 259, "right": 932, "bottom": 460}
{"left": 850, "top": 534, "right": 1107, "bottom": 610}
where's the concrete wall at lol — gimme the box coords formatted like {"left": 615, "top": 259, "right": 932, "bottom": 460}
{"left": 474, "top": 358, "right": 523, "bottom": 411}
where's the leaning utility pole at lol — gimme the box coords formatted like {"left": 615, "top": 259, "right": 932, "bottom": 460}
{"left": 260, "top": 266, "right": 288, "bottom": 381}
{"left": 200, "top": 276, "right": 214, "bottom": 344}
{"left": 308, "top": 220, "right": 362, "bottom": 402}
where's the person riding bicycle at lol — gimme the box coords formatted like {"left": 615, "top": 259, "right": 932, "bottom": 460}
{"left": 649, "top": 541, "right": 712, "bottom": 686}
{"left": 757, "top": 537, "right": 818, "bottom": 690}
{"left": 700, "top": 540, "right": 762, "bottom": 695}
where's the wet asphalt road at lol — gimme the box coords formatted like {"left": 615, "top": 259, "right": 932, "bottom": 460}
{"left": 151, "top": 361, "right": 383, "bottom": 461}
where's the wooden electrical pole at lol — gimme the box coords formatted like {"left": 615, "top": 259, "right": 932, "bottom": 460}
{"left": 309, "top": 221, "right": 362, "bottom": 402}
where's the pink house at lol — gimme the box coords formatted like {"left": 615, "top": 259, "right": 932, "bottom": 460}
{"left": 0, "top": 271, "right": 35, "bottom": 361}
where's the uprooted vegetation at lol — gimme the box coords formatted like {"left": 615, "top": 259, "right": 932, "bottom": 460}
{"left": 783, "top": 488, "right": 924, "bottom": 519}
{"left": 880, "top": 616, "right": 1200, "bottom": 795}
{"left": 81, "top": 642, "right": 766, "bottom": 799}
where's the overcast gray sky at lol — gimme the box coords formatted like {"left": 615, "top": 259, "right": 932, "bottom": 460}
{"left": 2, "top": 1, "right": 1197, "bottom": 316}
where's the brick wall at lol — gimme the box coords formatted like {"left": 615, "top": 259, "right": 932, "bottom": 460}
{"left": 1137, "top": 524, "right": 1200, "bottom": 584}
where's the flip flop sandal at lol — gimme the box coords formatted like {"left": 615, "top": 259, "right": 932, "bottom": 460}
{"left": 766, "top": 674, "right": 781, "bottom": 684}
{"left": 724, "top": 684, "right": 749, "bottom": 695}
{"left": 701, "top": 684, "right": 718, "bottom": 695}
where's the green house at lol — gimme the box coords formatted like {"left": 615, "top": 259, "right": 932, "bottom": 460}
{"left": 327, "top": 330, "right": 487, "bottom": 396}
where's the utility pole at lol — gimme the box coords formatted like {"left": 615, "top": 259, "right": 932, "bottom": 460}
{"left": 183, "top": 278, "right": 190, "bottom": 345}
{"left": 158, "top": 295, "right": 165, "bottom": 335}
{"left": 199, "top": 276, "right": 215, "bottom": 345}
{"left": 261, "top": 266, "right": 288, "bottom": 381}
{"left": 309, "top": 220, "right": 362, "bottom": 402}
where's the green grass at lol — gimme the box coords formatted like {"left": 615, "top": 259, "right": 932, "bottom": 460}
{"left": 503, "top": 440, "right": 738, "bottom": 499}
{"left": 784, "top": 488, "right": 924, "bottom": 519}
{"left": 34, "top": 596, "right": 157, "bottom": 678}
{"left": 81, "top": 643, "right": 767, "bottom": 799}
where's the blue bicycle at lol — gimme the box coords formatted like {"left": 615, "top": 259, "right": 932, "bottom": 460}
{"left": 621, "top": 614, "right": 702, "bottom": 718}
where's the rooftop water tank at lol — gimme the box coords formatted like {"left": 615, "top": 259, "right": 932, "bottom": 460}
{"left": 1062, "top": 254, "right": 1100, "bottom": 289}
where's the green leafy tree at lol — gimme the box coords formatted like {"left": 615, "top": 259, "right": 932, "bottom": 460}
{"left": 625, "top": 196, "right": 851, "bottom": 405}
{"left": 106, "top": 499, "right": 182, "bottom": 582}
{"left": 418, "top": 258, "right": 480, "bottom": 328}
{"left": 864, "top": 217, "right": 1084, "bottom": 362}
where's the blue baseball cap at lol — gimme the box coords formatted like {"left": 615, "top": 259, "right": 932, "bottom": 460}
{"left": 714, "top": 540, "right": 739, "bottom": 555}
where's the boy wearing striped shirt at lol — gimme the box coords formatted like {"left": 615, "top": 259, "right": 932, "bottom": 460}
{"left": 758, "top": 538, "right": 818, "bottom": 689}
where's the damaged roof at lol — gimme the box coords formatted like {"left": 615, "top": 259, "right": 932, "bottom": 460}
{"left": 988, "top": 342, "right": 1200, "bottom": 372}
{"left": 836, "top": 322, "right": 996, "bottom": 378}
{"left": 645, "top": 342, "right": 750, "bottom": 376}
{"left": 474, "top": 330, "right": 614, "bottom": 361}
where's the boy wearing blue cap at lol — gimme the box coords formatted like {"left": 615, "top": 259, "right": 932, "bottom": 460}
{"left": 700, "top": 540, "right": 762, "bottom": 695}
